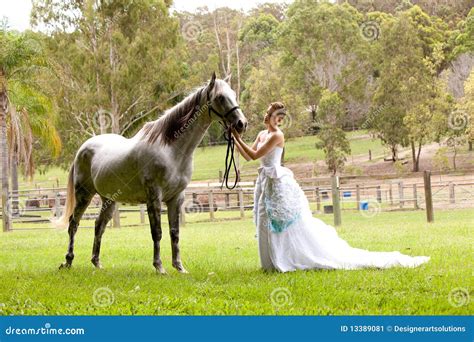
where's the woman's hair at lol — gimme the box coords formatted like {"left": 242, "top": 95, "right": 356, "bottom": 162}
{"left": 266, "top": 102, "right": 286, "bottom": 116}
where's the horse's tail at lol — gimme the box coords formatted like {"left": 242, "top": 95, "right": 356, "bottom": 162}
{"left": 51, "top": 164, "right": 75, "bottom": 228}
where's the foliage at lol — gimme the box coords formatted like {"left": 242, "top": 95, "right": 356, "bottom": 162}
{"left": 315, "top": 90, "right": 350, "bottom": 174}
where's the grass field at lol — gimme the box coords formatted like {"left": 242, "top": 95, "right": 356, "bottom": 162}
{"left": 0, "top": 208, "right": 472, "bottom": 315}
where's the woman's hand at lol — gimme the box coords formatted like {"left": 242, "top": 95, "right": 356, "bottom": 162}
{"left": 231, "top": 127, "right": 242, "bottom": 141}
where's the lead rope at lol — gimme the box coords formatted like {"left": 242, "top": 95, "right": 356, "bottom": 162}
{"left": 220, "top": 125, "right": 239, "bottom": 190}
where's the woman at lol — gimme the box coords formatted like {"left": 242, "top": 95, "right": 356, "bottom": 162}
{"left": 231, "top": 102, "right": 430, "bottom": 272}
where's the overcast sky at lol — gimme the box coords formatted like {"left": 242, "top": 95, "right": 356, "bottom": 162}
{"left": 0, "top": 0, "right": 291, "bottom": 32}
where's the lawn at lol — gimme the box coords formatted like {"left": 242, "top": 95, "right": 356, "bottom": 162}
{"left": 0, "top": 208, "right": 472, "bottom": 315}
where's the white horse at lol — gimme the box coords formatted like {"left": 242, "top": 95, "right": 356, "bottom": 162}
{"left": 54, "top": 73, "right": 247, "bottom": 274}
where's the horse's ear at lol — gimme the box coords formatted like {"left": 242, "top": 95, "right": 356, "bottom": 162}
{"left": 209, "top": 72, "right": 216, "bottom": 91}
{"left": 223, "top": 73, "right": 232, "bottom": 84}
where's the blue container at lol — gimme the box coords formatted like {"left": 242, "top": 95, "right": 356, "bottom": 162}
{"left": 343, "top": 191, "right": 351, "bottom": 198}
{"left": 360, "top": 201, "right": 369, "bottom": 210}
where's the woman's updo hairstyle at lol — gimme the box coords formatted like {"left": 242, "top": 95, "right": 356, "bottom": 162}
{"left": 266, "top": 102, "right": 286, "bottom": 116}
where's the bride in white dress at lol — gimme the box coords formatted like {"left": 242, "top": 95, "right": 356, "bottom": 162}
{"left": 231, "top": 102, "right": 430, "bottom": 272}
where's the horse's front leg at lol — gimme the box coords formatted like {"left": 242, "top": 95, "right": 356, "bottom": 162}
{"left": 145, "top": 184, "right": 166, "bottom": 274}
{"left": 167, "top": 192, "right": 188, "bottom": 274}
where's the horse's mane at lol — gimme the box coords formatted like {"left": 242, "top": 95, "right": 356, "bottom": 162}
{"left": 140, "top": 83, "right": 215, "bottom": 145}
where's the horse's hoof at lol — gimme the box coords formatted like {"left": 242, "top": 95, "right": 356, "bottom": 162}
{"left": 155, "top": 267, "right": 167, "bottom": 275}
{"left": 91, "top": 259, "right": 103, "bottom": 269}
{"left": 59, "top": 262, "right": 71, "bottom": 270}
{"left": 173, "top": 262, "right": 188, "bottom": 274}
{"left": 173, "top": 265, "right": 189, "bottom": 274}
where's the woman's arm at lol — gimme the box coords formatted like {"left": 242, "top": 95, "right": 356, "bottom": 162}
{"left": 232, "top": 129, "right": 283, "bottom": 161}
{"left": 234, "top": 138, "right": 252, "bottom": 161}
{"left": 251, "top": 131, "right": 263, "bottom": 150}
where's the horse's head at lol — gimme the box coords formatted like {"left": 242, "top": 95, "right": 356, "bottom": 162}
{"left": 206, "top": 72, "right": 248, "bottom": 134}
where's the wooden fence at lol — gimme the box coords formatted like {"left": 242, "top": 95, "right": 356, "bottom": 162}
{"left": 1, "top": 170, "right": 473, "bottom": 231}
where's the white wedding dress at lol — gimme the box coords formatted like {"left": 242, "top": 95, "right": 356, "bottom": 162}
{"left": 253, "top": 141, "right": 430, "bottom": 273}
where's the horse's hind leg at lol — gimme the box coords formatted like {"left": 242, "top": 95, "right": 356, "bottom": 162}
{"left": 91, "top": 196, "right": 115, "bottom": 269}
{"left": 60, "top": 188, "right": 94, "bottom": 269}
{"left": 167, "top": 192, "right": 188, "bottom": 273}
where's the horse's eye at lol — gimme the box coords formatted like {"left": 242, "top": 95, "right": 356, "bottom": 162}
{"left": 217, "top": 95, "right": 224, "bottom": 101}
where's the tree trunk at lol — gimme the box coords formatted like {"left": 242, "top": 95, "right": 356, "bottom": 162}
{"left": 235, "top": 20, "right": 242, "bottom": 101}
{"left": 108, "top": 30, "right": 120, "bottom": 228}
{"left": 415, "top": 141, "right": 422, "bottom": 172}
{"left": 11, "top": 146, "right": 19, "bottom": 216}
{"left": 391, "top": 144, "right": 397, "bottom": 162}
{"left": 410, "top": 140, "right": 416, "bottom": 171}
{"left": 0, "top": 68, "right": 11, "bottom": 231}
{"left": 453, "top": 146, "right": 457, "bottom": 170}
{"left": 469, "top": 141, "right": 473, "bottom": 151}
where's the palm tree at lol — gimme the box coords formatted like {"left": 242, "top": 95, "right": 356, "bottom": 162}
{"left": 1, "top": 28, "right": 61, "bottom": 231}
{"left": 8, "top": 84, "right": 62, "bottom": 217}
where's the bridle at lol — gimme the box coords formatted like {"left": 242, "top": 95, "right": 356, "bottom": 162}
{"left": 206, "top": 91, "right": 241, "bottom": 190}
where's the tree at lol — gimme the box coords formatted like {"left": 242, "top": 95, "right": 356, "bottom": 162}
{"left": 279, "top": 1, "right": 373, "bottom": 129}
{"left": 32, "top": 0, "right": 186, "bottom": 162}
{"left": 8, "top": 79, "right": 62, "bottom": 214}
{"left": 240, "top": 54, "right": 307, "bottom": 140}
{"left": 316, "top": 90, "right": 350, "bottom": 174}
{"left": 371, "top": 6, "right": 449, "bottom": 164}
{"left": 458, "top": 69, "right": 474, "bottom": 150}
{"left": 0, "top": 28, "right": 61, "bottom": 231}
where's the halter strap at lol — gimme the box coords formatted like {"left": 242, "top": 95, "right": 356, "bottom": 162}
{"left": 206, "top": 90, "right": 240, "bottom": 190}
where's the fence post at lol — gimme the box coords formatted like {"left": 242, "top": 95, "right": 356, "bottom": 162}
{"left": 55, "top": 192, "right": 62, "bottom": 218}
{"left": 209, "top": 190, "right": 215, "bottom": 221}
{"left": 112, "top": 204, "right": 120, "bottom": 228}
{"left": 398, "top": 182, "right": 404, "bottom": 208}
{"left": 356, "top": 184, "right": 361, "bottom": 211}
{"left": 389, "top": 183, "right": 393, "bottom": 205}
{"left": 424, "top": 170, "right": 434, "bottom": 223}
{"left": 316, "top": 187, "right": 321, "bottom": 212}
{"left": 376, "top": 186, "right": 382, "bottom": 203}
{"left": 225, "top": 192, "right": 230, "bottom": 209}
{"left": 331, "top": 176, "right": 341, "bottom": 227}
{"left": 238, "top": 188, "right": 245, "bottom": 218}
{"left": 140, "top": 204, "right": 145, "bottom": 224}
{"left": 449, "top": 183, "right": 455, "bottom": 204}
{"left": 413, "top": 184, "right": 418, "bottom": 209}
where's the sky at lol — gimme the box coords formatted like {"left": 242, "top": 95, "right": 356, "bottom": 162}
{"left": 0, "top": 0, "right": 291, "bottom": 32}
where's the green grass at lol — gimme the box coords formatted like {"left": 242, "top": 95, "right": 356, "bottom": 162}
{"left": 20, "top": 130, "right": 385, "bottom": 186}
{"left": 0, "top": 209, "right": 472, "bottom": 315}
